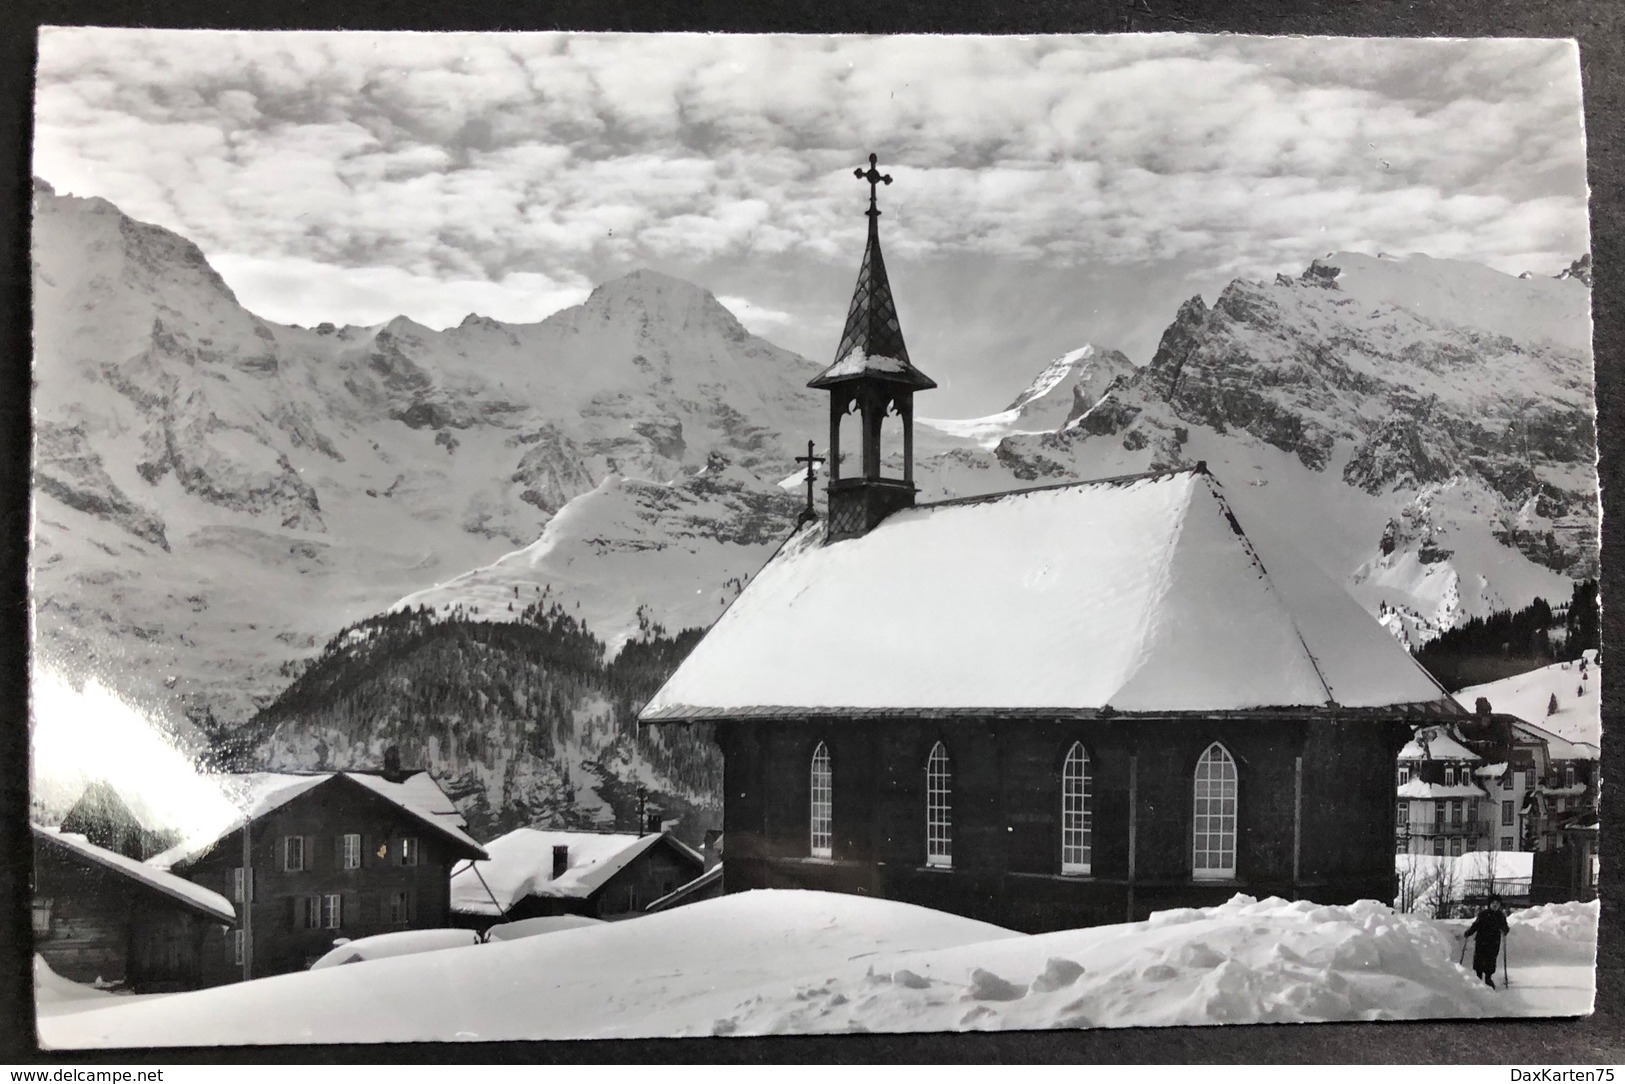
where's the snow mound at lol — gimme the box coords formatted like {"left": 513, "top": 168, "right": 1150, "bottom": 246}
{"left": 42, "top": 890, "right": 1582, "bottom": 1048}
{"left": 483, "top": 915, "right": 605, "bottom": 942}
{"left": 34, "top": 956, "right": 121, "bottom": 1004}
{"left": 1506, "top": 901, "right": 1599, "bottom": 963}
{"left": 309, "top": 929, "right": 481, "bottom": 970}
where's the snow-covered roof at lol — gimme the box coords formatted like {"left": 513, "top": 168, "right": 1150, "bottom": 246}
{"left": 642, "top": 469, "right": 1456, "bottom": 719}
{"left": 1512, "top": 720, "right": 1600, "bottom": 762}
{"left": 149, "top": 771, "right": 485, "bottom": 869}
{"left": 1398, "top": 730, "right": 1480, "bottom": 762}
{"left": 645, "top": 863, "right": 724, "bottom": 913}
{"left": 33, "top": 825, "right": 237, "bottom": 925}
{"left": 450, "top": 829, "right": 703, "bottom": 916}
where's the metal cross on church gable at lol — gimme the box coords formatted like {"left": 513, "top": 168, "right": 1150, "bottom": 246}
{"left": 855, "top": 153, "right": 891, "bottom": 215}
{"left": 795, "top": 439, "right": 826, "bottom": 525}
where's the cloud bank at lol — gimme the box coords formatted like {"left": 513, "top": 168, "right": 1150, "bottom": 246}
{"left": 34, "top": 31, "right": 1590, "bottom": 410}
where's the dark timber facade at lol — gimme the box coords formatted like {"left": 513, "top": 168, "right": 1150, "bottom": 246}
{"left": 711, "top": 715, "right": 1412, "bottom": 932}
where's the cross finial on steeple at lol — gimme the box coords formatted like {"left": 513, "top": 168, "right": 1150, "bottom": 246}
{"left": 854, "top": 153, "right": 892, "bottom": 217}
{"left": 794, "top": 439, "right": 826, "bottom": 526}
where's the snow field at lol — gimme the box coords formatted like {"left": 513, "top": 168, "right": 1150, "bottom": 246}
{"left": 702, "top": 895, "right": 1500, "bottom": 1036}
{"left": 39, "top": 890, "right": 1592, "bottom": 1049}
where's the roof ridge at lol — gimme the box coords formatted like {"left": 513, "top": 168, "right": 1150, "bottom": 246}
{"left": 1198, "top": 474, "right": 1339, "bottom": 707}
{"left": 914, "top": 464, "right": 1204, "bottom": 513}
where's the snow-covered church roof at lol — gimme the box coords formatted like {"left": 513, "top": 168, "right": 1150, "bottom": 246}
{"left": 642, "top": 467, "right": 1457, "bottom": 720}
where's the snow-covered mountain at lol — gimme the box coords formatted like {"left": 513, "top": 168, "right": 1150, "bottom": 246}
{"left": 31, "top": 181, "right": 1596, "bottom": 835}
{"left": 917, "top": 344, "right": 1135, "bottom": 448}
{"left": 30, "top": 179, "right": 825, "bottom": 731}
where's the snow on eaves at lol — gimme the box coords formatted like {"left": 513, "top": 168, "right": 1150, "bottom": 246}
{"left": 818, "top": 347, "right": 909, "bottom": 380}
{"left": 643, "top": 469, "right": 1454, "bottom": 719}
{"left": 34, "top": 826, "right": 237, "bottom": 925}
{"left": 1398, "top": 732, "right": 1480, "bottom": 761}
{"left": 149, "top": 772, "right": 484, "bottom": 869}
{"left": 646, "top": 863, "right": 723, "bottom": 913}
{"left": 450, "top": 829, "right": 701, "bottom": 916}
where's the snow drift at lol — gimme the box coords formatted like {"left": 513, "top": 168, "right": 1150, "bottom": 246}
{"left": 39, "top": 889, "right": 1589, "bottom": 1049}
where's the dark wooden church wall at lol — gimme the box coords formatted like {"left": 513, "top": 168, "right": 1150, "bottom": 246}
{"left": 1299, "top": 718, "right": 1410, "bottom": 902}
{"left": 714, "top": 714, "right": 1406, "bottom": 932}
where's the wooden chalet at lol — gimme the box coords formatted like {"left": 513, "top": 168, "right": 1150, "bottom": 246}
{"left": 639, "top": 154, "right": 1462, "bottom": 933}
{"left": 32, "top": 825, "right": 237, "bottom": 993}
{"left": 149, "top": 765, "right": 487, "bottom": 983}
{"left": 448, "top": 828, "right": 704, "bottom": 930}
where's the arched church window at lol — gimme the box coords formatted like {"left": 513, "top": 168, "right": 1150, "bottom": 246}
{"left": 1193, "top": 742, "right": 1238, "bottom": 880}
{"left": 810, "top": 742, "right": 832, "bottom": 859}
{"left": 1061, "top": 742, "right": 1092, "bottom": 875}
{"left": 926, "top": 741, "right": 952, "bottom": 869}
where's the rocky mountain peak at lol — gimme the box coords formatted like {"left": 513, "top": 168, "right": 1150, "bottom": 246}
{"left": 579, "top": 269, "right": 747, "bottom": 338}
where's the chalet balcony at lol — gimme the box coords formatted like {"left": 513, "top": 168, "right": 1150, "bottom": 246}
{"left": 1404, "top": 819, "right": 1484, "bottom": 836}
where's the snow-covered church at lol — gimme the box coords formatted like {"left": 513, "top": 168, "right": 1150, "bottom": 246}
{"left": 640, "top": 157, "right": 1463, "bottom": 932}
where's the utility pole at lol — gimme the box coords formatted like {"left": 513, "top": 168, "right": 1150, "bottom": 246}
{"left": 240, "top": 814, "right": 253, "bottom": 983}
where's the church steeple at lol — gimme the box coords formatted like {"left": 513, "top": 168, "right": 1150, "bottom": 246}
{"left": 810, "top": 154, "right": 936, "bottom": 542}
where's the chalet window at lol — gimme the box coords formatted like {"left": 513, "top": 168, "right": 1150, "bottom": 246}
{"left": 1451, "top": 800, "right": 1463, "bottom": 825}
{"left": 925, "top": 741, "right": 952, "bottom": 869}
{"left": 1061, "top": 742, "right": 1093, "bottom": 875}
{"left": 1433, "top": 800, "right": 1446, "bottom": 825}
{"left": 1502, "top": 800, "right": 1514, "bottom": 827}
{"left": 810, "top": 742, "right": 833, "bottom": 859}
{"left": 232, "top": 867, "right": 254, "bottom": 903}
{"left": 1444, "top": 767, "right": 1456, "bottom": 786}
{"left": 1450, "top": 838, "right": 1462, "bottom": 857}
{"left": 386, "top": 890, "right": 415, "bottom": 925}
{"left": 1396, "top": 802, "right": 1408, "bottom": 825}
{"left": 1433, "top": 837, "right": 1445, "bottom": 856}
{"left": 1525, "top": 768, "right": 1535, "bottom": 789}
{"left": 1395, "top": 841, "right": 1406, "bottom": 855}
{"left": 400, "top": 838, "right": 420, "bottom": 867}
{"left": 283, "top": 836, "right": 305, "bottom": 872}
{"left": 340, "top": 833, "right": 362, "bottom": 870}
{"left": 1192, "top": 743, "right": 1238, "bottom": 880}
{"left": 297, "top": 894, "right": 341, "bottom": 930}
{"left": 232, "top": 929, "right": 245, "bottom": 966}
{"left": 1501, "top": 836, "right": 1514, "bottom": 851}
{"left": 1397, "top": 766, "right": 1409, "bottom": 785}
{"left": 1566, "top": 765, "right": 1576, "bottom": 788}
{"left": 1502, "top": 771, "right": 1513, "bottom": 791}
{"left": 31, "top": 898, "right": 52, "bottom": 937}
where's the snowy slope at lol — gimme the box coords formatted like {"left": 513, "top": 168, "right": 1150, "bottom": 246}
{"left": 1455, "top": 658, "right": 1601, "bottom": 745}
{"left": 38, "top": 891, "right": 1592, "bottom": 1047}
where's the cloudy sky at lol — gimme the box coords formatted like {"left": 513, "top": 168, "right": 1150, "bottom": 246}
{"left": 34, "top": 31, "right": 1589, "bottom": 413}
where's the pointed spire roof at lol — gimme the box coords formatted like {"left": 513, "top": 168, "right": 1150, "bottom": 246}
{"left": 810, "top": 154, "right": 936, "bottom": 392}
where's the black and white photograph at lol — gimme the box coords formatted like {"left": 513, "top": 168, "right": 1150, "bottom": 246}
{"left": 24, "top": 28, "right": 1601, "bottom": 1047}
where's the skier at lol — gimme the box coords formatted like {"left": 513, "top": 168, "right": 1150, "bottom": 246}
{"left": 1462, "top": 895, "right": 1510, "bottom": 988}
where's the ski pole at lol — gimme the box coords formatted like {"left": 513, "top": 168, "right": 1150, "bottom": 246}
{"left": 1502, "top": 935, "right": 1510, "bottom": 987}
{"left": 1458, "top": 935, "right": 1468, "bottom": 967}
